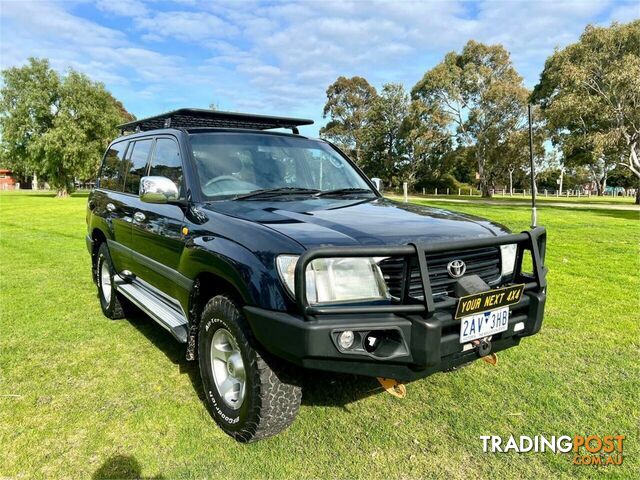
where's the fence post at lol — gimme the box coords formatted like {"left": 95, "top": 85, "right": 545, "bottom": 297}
{"left": 435, "top": 188, "right": 438, "bottom": 195}
{"left": 447, "top": 188, "right": 449, "bottom": 195}
{"left": 458, "top": 188, "right": 461, "bottom": 196}
{"left": 422, "top": 187, "right": 425, "bottom": 195}
{"left": 403, "top": 182, "right": 408, "bottom": 203}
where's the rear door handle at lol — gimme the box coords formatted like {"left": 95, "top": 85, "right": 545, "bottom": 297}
{"left": 133, "top": 212, "right": 146, "bottom": 223}
{"left": 106, "top": 203, "right": 116, "bottom": 212}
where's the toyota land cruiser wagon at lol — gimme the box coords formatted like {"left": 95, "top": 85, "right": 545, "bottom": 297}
{"left": 86, "top": 109, "right": 547, "bottom": 442}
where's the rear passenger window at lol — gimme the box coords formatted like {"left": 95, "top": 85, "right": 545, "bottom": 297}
{"left": 149, "top": 138, "right": 183, "bottom": 196}
{"left": 123, "top": 139, "right": 153, "bottom": 194}
{"left": 100, "top": 141, "right": 128, "bottom": 191}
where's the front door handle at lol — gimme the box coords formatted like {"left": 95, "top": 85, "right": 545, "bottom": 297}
{"left": 133, "top": 211, "right": 146, "bottom": 223}
{"left": 106, "top": 203, "right": 116, "bottom": 212}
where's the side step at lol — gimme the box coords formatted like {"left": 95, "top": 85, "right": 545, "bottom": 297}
{"left": 116, "top": 279, "right": 188, "bottom": 343}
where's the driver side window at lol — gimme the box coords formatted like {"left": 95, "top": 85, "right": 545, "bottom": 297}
{"left": 149, "top": 138, "right": 184, "bottom": 198}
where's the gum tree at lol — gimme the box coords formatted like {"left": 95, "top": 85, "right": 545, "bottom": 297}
{"left": 360, "top": 83, "right": 410, "bottom": 184}
{"left": 320, "top": 76, "right": 377, "bottom": 165}
{"left": 533, "top": 21, "right": 640, "bottom": 203}
{"left": 0, "top": 58, "right": 132, "bottom": 197}
{"left": 412, "top": 41, "right": 529, "bottom": 197}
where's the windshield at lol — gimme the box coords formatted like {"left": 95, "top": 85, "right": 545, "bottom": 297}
{"left": 189, "top": 133, "right": 373, "bottom": 200}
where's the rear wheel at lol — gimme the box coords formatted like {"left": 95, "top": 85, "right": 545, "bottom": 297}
{"left": 96, "top": 242, "right": 126, "bottom": 320}
{"left": 198, "top": 295, "right": 301, "bottom": 442}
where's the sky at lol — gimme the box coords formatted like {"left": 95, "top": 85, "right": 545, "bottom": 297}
{"left": 1, "top": 0, "right": 638, "bottom": 136}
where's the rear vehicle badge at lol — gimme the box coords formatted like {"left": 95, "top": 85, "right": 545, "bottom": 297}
{"left": 447, "top": 259, "right": 466, "bottom": 278}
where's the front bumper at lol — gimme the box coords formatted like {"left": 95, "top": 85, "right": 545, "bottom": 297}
{"left": 244, "top": 227, "right": 548, "bottom": 381}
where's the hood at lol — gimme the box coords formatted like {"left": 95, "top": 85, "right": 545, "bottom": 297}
{"left": 203, "top": 197, "right": 510, "bottom": 249}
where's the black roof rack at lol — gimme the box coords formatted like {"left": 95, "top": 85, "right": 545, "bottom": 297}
{"left": 119, "top": 108, "right": 313, "bottom": 135}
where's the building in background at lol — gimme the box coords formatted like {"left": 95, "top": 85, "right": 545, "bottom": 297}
{"left": 0, "top": 169, "right": 17, "bottom": 190}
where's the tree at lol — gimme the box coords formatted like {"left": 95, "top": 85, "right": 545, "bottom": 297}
{"left": 412, "top": 41, "right": 530, "bottom": 197}
{"left": 398, "top": 98, "right": 451, "bottom": 190}
{"left": 533, "top": 21, "right": 640, "bottom": 203}
{"left": 0, "top": 58, "right": 132, "bottom": 197}
{"left": 320, "top": 76, "right": 377, "bottom": 164}
{"left": 360, "top": 83, "right": 409, "bottom": 184}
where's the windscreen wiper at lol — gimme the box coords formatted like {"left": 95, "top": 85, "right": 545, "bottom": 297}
{"left": 314, "top": 188, "right": 374, "bottom": 197}
{"left": 234, "top": 187, "right": 320, "bottom": 200}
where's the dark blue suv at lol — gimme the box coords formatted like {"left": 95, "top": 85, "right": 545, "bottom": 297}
{"left": 86, "top": 109, "right": 547, "bottom": 442}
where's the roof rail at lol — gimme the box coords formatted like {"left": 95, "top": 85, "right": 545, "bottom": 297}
{"left": 118, "top": 108, "right": 313, "bottom": 135}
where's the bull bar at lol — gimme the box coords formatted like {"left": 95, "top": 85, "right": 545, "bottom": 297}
{"left": 294, "top": 227, "right": 547, "bottom": 319}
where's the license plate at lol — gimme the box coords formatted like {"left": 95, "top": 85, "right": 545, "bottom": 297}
{"left": 460, "top": 307, "right": 509, "bottom": 343}
{"left": 454, "top": 283, "right": 525, "bottom": 319}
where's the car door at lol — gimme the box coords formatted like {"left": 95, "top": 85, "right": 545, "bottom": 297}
{"left": 111, "top": 137, "right": 154, "bottom": 274}
{"left": 129, "top": 136, "right": 188, "bottom": 299}
{"left": 93, "top": 139, "right": 135, "bottom": 272}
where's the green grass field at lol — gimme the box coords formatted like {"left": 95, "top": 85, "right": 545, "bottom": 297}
{"left": 1, "top": 191, "right": 638, "bottom": 479}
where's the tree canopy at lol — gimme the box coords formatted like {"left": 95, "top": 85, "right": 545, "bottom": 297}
{"left": 411, "top": 41, "right": 530, "bottom": 197}
{"left": 319, "top": 76, "right": 377, "bottom": 164}
{"left": 0, "top": 58, "right": 133, "bottom": 196}
{"left": 533, "top": 21, "right": 640, "bottom": 199}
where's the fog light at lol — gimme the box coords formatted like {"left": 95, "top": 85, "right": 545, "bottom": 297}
{"left": 338, "top": 330, "right": 355, "bottom": 349}
{"left": 514, "top": 322, "right": 525, "bottom": 332}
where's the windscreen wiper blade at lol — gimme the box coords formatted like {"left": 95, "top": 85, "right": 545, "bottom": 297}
{"left": 314, "top": 188, "right": 374, "bottom": 197}
{"left": 234, "top": 187, "right": 320, "bottom": 200}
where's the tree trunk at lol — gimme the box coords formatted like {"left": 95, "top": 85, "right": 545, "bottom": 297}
{"left": 477, "top": 151, "right": 491, "bottom": 198}
{"left": 636, "top": 189, "right": 640, "bottom": 205}
{"left": 56, "top": 188, "right": 69, "bottom": 198}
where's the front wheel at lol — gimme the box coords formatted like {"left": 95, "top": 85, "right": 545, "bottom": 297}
{"left": 96, "top": 242, "right": 127, "bottom": 320}
{"left": 198, "top": 295, "right": 301, "bottom": 442}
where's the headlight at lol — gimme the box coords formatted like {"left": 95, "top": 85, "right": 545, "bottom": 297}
{"left": 276, "top": 255, "right": 389, "bottom": 305}
{"left": 500, "top": 244, "right": 517, "bottom": 277}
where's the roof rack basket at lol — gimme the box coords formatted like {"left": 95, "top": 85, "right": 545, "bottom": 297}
{"left": 118, "top": 108, "right": 313, "bottom": 135}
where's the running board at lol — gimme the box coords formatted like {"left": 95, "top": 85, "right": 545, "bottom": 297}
{"left": 116, "top": 280, "right": 188, "bottom": 343}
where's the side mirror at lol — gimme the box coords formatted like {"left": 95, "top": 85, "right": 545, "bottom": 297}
{"left": 139, "top": 176, "right": 179, "bottom": 204}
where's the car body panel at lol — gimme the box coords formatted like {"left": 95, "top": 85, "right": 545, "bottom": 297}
{"left": 202, "top": 197, "right": 510, "bottom": 248}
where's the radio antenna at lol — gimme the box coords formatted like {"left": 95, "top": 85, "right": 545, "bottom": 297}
{"left": 528, "top": 104, "right": 537, "bottom": 228}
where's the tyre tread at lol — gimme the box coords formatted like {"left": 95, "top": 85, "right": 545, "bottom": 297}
{"left": 201, "top": 295, "right": 301, "bottom": 442}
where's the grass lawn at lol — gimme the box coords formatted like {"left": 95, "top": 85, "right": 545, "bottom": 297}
{"left": 0, "top": 191, "right": 638, "bottom": 479}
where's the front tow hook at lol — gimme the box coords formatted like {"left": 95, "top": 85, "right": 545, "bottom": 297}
{"left": 474, "top": 339, "right": 498, "bottom": 365}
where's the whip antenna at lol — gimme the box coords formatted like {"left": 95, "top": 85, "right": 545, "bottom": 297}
{"left": 528, "top": 104, "right": 537, "bottom": 227}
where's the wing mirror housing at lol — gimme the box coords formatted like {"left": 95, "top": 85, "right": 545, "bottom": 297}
{"left": 139, "top": 176, "right": 180, "bottom": 204}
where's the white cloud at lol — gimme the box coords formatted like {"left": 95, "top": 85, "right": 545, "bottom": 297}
{"left": 135, "top": 11, "right": 239, "bottom": 43}
{"left": 95, "top": 0, "right": 148, "bottom": 17}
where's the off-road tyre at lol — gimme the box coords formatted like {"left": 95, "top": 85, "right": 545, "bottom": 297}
{"left": 96, "top": 242, "right": 127, "bottom": 320}
{"left": 198, "top": 294, "right": 302, "bottom": 442}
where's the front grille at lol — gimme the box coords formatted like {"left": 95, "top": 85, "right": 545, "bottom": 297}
{"left": 379, "top": 247, "right": 502, "bottom": 299}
